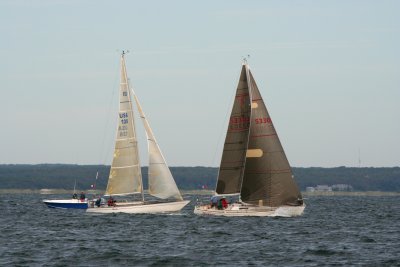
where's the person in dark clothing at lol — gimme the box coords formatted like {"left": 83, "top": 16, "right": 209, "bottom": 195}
{"left": 95, "top": 197, "right": 102, "bottom": 207}
{"left": 72, "top": 193, "right": 78, "bottom": 199}
{"left": 217, "top": 199, "right": 223, "bottom": 210}
{"left": 210, "top": 196, "right": 219, "bottom": 208}
{"left": 79, "top": 192, "right": 86, "bottom": 201}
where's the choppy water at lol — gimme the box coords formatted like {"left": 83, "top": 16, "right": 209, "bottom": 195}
{"left": 1, "top": 193, "right": 399, "bottom": 266}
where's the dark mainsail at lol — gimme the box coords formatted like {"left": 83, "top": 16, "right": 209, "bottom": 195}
{"left": 216, "top": 66, "right": 252, "bottom": 195}
{"left": 240, "top": 67, "right": 302, "bottom": 206}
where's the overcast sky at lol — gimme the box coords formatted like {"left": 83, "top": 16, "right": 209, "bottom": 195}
{"left": 0, "top": 0, "right": 399, "bottom": 167}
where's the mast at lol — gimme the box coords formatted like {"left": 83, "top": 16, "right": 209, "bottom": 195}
{"left": 127, "top": 76, "right": 145, "bottom": 202}
{"left": 215, "top": 60, "right": 252, "bottom": 196}
{"left": 123, "top": 51, "right": 144, "bottom": 202}
{"left": 105, "top": 51, "right": 144, "bottom": 198}
{"left": 123, "top": 52, "right": 144, "bottom": 203}
{"left": 238, "top": 59, "right": 253, "bottom": 201}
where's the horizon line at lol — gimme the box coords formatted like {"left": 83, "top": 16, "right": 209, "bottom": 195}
{"left": 0, "top": 163, "right": 399, "bottom": 168}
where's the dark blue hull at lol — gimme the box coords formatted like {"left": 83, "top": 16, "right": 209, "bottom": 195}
{"left": 43, "top": 200, "right": 88, "bottom": 209}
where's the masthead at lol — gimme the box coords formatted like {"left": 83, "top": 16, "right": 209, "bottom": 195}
{"left": 242, "top": 54, "right": 250, "bottom": 65}
{"left": 121, "top": 50, "right": 130, "bottom": 57}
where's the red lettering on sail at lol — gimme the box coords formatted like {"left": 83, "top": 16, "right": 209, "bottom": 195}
{"left": 255, "top": 117, "right": 272, "bottom": 124}
{"left": 236, "top": 93, "right": 249, "bottom": 108}
{"left": 229, "top": 116, "right": 250, "bottom": 131}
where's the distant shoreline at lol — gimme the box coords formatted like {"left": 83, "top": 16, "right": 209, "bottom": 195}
{"left": 303, "top": 191, "right": 400, "bottom": 196}
{"left": 0, "top": 189, "right": 399, "bottom": 196}
{"left": 1, "top": 165, "right": 399, "bottom": 192}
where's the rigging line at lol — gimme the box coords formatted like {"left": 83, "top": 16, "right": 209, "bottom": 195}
{"left": 99, "top": 55, "right": 120, "bottom": 166}
{"left": 210, "top": 70, "right": 239, "bottom": 167}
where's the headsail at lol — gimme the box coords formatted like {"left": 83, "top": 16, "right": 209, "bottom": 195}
{"left": 132, "top": 90, "right": 183, "bottom": 201}
{"left": 105, "top": 53, "right": 143, "bottom": 196}
{"left": 240, "top": 64, "right": 302, "bottom": 206}
{"left": 216, "top": 65, "right": 252, "bottom": 195}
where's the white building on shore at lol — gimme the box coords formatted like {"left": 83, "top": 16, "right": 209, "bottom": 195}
{"left": 306, "top": 184, "right": 353, "bottom": 192}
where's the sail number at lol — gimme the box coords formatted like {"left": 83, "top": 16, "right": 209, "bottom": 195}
{"left": 255, "top": 117, "right": 272, "bottom": 124}
{"left": 119, "top": 112, "right": 128, "bottom": 118}
{"left": 230, "top": 116, "right": 250, "bottom": 124}
{"left": 231, "top": 116, "right": 272, "bottom": 125}
{"left": 229, "top": 116, "right": 250, "bottom": 130}
{"left": 120, "top": 112, "right": 129, "bottom": 125}
{"left": 119, "top": 112, "right": 129, "bottom": 137}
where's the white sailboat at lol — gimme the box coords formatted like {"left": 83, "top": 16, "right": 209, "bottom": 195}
{"left": 194, "top": 60, "right": 305, "bottom": 217}
{"left": 87, "top": 52, "right": 189, "bottom": 214}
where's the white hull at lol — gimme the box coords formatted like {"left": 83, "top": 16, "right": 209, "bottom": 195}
{"left": 194, "top": 203, "right": 305, "bottom": 217}
{"left": 86, "top": 200, "right": 190, "bottom": 214}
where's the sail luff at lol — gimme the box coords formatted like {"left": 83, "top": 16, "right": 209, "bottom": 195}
{"left": 131, "top": 88, "right": 183, "bottom": 201}
{"left": 215, "top": 64, "right": 252, "bottom": 195}
{"left": 105, "top": 53, "right": 143, "bottom": 196}
{"left": 237, "top": 63, "right": 253, "bottom": 199}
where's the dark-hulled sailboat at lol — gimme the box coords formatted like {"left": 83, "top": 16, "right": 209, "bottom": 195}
{"left": 194, "top": 60, "right": 305, "bottom": 217}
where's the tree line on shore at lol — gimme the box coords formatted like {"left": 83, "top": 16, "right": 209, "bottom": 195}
{"left": 0, "top": 164, "right": 399, "bottom": 192}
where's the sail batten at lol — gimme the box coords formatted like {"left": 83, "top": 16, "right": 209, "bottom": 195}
{"left": 111, "top": 164, "right": 140, "bottom": 169}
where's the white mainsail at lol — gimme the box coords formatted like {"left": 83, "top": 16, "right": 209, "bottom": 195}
{"left": 105, "top": 55, "right": 143, "bottom": 196}
{"left": 132, "top": 90, "right": 183, "bottom": 201}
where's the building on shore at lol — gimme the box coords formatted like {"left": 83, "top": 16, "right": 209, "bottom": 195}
{"left": 306, "top": 184, "right": 353, "bottom": 192}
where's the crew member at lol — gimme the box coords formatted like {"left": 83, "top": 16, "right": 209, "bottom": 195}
{"left": 79, "top": 192, "right": 86, "bottom": 201}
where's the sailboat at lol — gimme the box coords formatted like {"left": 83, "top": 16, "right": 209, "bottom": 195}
{"left": 87, "top": 52, "right": 189, "bottom": 214}
{"left": 194, "top": 60, "right": 305, "bottom": 217}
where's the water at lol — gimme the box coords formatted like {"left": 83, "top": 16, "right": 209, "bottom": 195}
{"left": 1, "top": 194, "right": 399, "bottom": 266}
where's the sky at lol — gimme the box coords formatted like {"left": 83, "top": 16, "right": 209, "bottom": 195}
{"left": 0, "top": 0, "right": 399, "bottom": 167}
